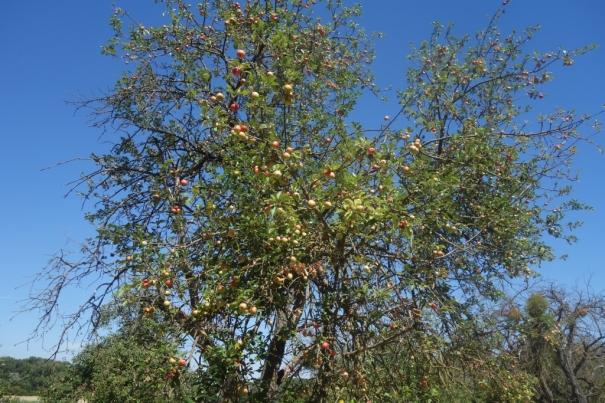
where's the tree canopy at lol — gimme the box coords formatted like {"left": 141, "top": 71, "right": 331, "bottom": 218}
{"left": 22, "top": 1, "right": 602, "bottom": 402}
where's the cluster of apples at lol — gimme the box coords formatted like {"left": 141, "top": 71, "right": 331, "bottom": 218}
{"left": 165, "top": 356, "right": 186, "bottom": 378}
{"left": 408, "top": 138, "right": 422, "bottom": 154}
{"left": 278, "top": 84, "right": 295, "bottom": 106}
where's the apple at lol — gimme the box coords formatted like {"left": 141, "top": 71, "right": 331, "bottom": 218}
{"left": 431, "top": 302, "right": 437, "bottom": 310}
{"left": 215, "top": 92, "right": 224, "bottom": 101}
{"left": 313, "top": 323, "right": 320, "bottom": 329}
{"left": 164, "top": 300, "right": 171, "bottom": 307}
{"left": 271, "top": 141, "right": 280, "bottom": 149}
{"left": 178, "top": 358, "right": 186, "bottom": 366}
{"left": 230, "top": 103, "right": 239, "bottom": 112}
{"left": 368, "top": 147, "right": 376, "bottom": 154}
{"left": 165, "top": 280, "right": 173, "bottom": 288}
{"left": 249, "top": 306, "right": 258, "bottom": 314}
{"left": 236, "top": 49, "right": 246, "bottom": 59}
{"left": 321, "top": 341, "right": 329, "bottom": 349}
{"left": 251, "top": 91, "right": 260, "bottom": 99}
{"left": 323, "top": 201, "right": 332, "bottom": 207}
{"left": 307, "top": 200, "right": 317, "bottom": 208}
{"left": 180, "top": 179, "right": 188, "bottom": 186}
{"left": 232, "top": 66, "right": 241, "bottom": 76}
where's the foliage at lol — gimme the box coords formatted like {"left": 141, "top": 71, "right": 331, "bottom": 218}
{"left": 0, "top": 356, "right": 70, "bottom": 397}
{"left": 488, "top": 283, "right": 605, "bottom": 403}
{"left": 22, "top": 0, "right": 602, "bottom": 402}
{"left": 40, "top": 331, "right": 192, "bottom": 403}
{"left": 526, "top": 293, "right": 550, "bottom": 318}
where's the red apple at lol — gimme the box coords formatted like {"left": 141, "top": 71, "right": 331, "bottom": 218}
{"left": 230, "top": 103, "right": 239, "bottom": 112}
{"left": 180, "top": 179, "right": 188, "bottom": 186}
{"left": 368, "top": 147, "right": 376, "bottom": 154}
{"left": 178, "top": 358, "right": 186, "bottom": 366}
{"left": 236, "top": 49, "right": 246, "bottom": 59}
{"left": 271, "top": 141, "right": 280, "bottom": 149}
{"left": 232, "top": 66, "right": 242, "bottom": 76}
{"left": 321, "top": 341, "right": 329, "bottom": 349}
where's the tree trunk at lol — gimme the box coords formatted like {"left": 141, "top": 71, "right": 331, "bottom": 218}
{"left": 253, "top": 287, "right": 306, "bottom": 402}
{"left": 555, "top": 343, "right": 588, "bottom": 403}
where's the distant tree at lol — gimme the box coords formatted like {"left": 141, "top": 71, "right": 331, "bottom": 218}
{"left": 0, "top": 356, "right": 71, "bottom": 397}
{"left": 22, "top": 0, "right": 602, "bottom": 401}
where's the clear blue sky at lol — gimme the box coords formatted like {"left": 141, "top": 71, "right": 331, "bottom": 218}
{"left": 1, "top": 0, "right": 603, "bottom": 360}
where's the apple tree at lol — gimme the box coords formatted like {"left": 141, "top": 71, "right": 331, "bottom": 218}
{"left": 24, "top": 0, "right": 602, "bottom": 402}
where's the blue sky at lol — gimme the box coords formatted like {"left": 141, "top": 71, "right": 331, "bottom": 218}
{"left": 1, "top": 0, "right": 603, "bottom": 360}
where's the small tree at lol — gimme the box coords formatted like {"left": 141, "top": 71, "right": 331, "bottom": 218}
{"left": 23, "top": 1, "right": 601, "bottom": 402}
{"left": 41, "top": 331, "right": 192, "bottom": 403}
{"left": 492, "top": 283, "right": 605, "bottom": 403}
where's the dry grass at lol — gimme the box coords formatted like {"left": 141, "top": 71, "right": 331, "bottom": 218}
{"left": 13, "top": 396, "right": 85, "bottom": 403}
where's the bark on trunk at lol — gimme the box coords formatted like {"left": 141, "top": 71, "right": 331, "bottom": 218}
{"left": 253, "top": 287, "right": 306, "bottom": 402}
{"left": 555, "top": 343, "right": 588, "bottom": 403}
